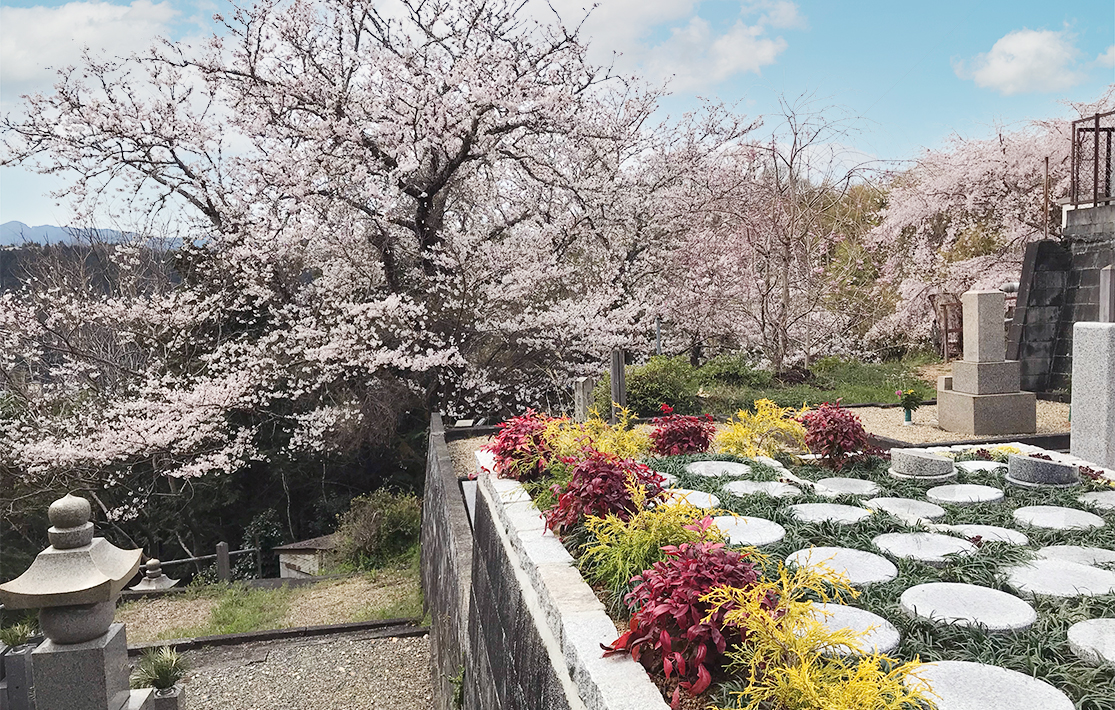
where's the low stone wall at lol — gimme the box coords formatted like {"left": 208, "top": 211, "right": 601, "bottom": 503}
{"left": 421, "top": 416, "right": 669, "bottom": 710}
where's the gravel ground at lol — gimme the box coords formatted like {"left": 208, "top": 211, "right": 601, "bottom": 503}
{"left": 853, "top": 400, "right": 1070, "bottom": 444}
{"left": 448, "top": 435, "right": 491, "bottom": 478}
{"left": 180, "top": 632, "right": 432, "bottom": 710}
{"left": 118, "top": 597, "right": 216, "bottom": 643}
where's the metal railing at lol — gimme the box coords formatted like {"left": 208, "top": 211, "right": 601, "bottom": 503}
{"left": 1070, "top": 111, "right": 1115, "bottom": 207}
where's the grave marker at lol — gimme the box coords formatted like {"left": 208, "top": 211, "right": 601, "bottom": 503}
{"left": 1071, "top": 321, "right": 1115, "bottom": 468}
{"left": 572, "top": 376, "right": 593, "bottom": 422}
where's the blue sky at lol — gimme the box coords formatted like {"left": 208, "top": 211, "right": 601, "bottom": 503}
{"left": 1, "top": 0, "right": 1113, "bottom": 227}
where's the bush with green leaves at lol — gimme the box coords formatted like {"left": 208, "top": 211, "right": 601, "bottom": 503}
{"left": 130, "top": 646, "right": 188, "bottom": 690}
{"left": 593, "top": 356, "right": 699, "bottom": 416}
{"left": 335, "top": 489, "right": 422, "bottom": 569}
{"left": 697, "top": 354, "right": 773, "bottom": 389}
{"left": 0, "top": 621, "right": 36, "bottom": 647}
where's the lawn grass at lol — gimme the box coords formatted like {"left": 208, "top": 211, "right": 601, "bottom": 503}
{"left": 155, "top": 584, "right": 294, "bottom": 639}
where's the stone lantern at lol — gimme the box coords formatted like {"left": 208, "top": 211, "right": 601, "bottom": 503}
{"left": 129, "top": 560, "right": 179, "bottom": 592}
{"left": 0, "top": 494, "right": 153, "bottom": 710}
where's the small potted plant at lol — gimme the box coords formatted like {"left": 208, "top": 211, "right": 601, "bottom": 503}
{"left": 131, "top": 645, "right": 188, "bottom": 709}
{"left": 896, "top": 388, "right": 922, "bottom": 425}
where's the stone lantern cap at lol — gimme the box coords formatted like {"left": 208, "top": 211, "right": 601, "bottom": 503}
{"left": 0, "top": 494, "right": 142, "bottom": 610}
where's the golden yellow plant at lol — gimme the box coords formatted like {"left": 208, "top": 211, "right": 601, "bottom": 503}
{"left": 544, "top": 406, "right": 651, "bottom": 461}
{"left": 714, "top": 399, "right": 808, "bottom": 458}
{"left": 702, "top": 563, "right": 930, "bottom": 710}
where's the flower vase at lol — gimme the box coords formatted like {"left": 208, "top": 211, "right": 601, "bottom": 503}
{"left": 903, "top": 408, "right": 913, "bottom": 425}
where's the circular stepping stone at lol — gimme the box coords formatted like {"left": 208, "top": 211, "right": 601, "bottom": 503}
{"left": 752, "top": 455, "right": 787, "bottom": 469}
{"left": 1036, "top": 545, "right": 1115, "bottom": 567}
{"left": 956, "top": 460, "right": 1006, "bottom": 473}
{"left": 1012, "top": 505, "right": 1105, "bottom": 530}
{"left": 662, "top": 488, "right": 720, "bottom": 509}
{"left": 938, "top": 524, "right": 1029, "bottom": 546}
{"left": 911, "top": 660, "right": 1074, "bottom": 710}
{"left": 865, "top": 497, "right": 946, "bottom": 522}
{"left": 1006, "top": 559, "right": 1115, "bottom": 597}
{"left": 927, "top": 484, "right": 1004, "bottom": 505}
{"left": 788, "top": 503, "right": 871, "bottom": 525}
{"left": 809, "top": 603, "right": 900, "bottom": 656}
{"left": 1079, "top": 490, "right": 1115, "bottom": 511}
{"left": 712, "top": 515, "right": 785, "bottom": 547}
{"left": 723, "top": 480, "right": 801, "bottom": 499}
{"left": 1067, "top": 618, "right": 1115, "bottom": 667}
{"left": 872, "top": 532, "right": 977, "bottom": 566}
{"left": 900, "top": 582, "right": 1036, "bottom": 632}
{"left": 785, "top": 546, "right": 897, "bottom": 586}
{"left": 815, "top": 477, "right": 881, "bottom": 498}
{"left": 686, "top": 461, "right": 751, "bottom": 478}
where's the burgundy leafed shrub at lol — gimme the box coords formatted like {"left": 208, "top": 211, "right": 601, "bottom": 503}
{"left": 483, "top": 409, "right": 555, "bottom": 481}
{"left": 544, "top": 451, "right": 665, "bottom": 534}
{"left": 650, "top": 403, "right": 716, "bottom": 456}
{"left": 603, "top": 538, "right": 759, "bottom": 708}
{"left": 798, "top": 401, "right": 872, "bottom": 471}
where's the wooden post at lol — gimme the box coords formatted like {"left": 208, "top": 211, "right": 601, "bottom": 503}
{"left": 572, "top": 376, "right": 593, "bottom": 423}
{"left": 254, "top": 535, "right": 263, "bottom": 578}
{"left": 216, "top": 541, "right": 230, "bottom": 582}
{"left": 609, "top": 349, "right": 626, "bottom": 424}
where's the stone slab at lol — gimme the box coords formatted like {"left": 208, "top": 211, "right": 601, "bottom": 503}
{"left": 788, "top": 503, "right": 871, "bottom": 525}
{"left": 31, "top": 623, "right": 131, "bottom": 710}
{"left": 938, "top": 524, "right": 1029, "bottom": 546}
{"left": 1036, "top": 545, "right": 1115, "bottom": 567}
{"left": 1005, "top": 559, "right": 1115, "bottom": 597}
{"left": 951, "top": 360, "right": 1021, "bottom": 395}
{"left": 912, "top": 660, "right": 1074, "bottom": 710}
{"left": 752, "top": 456, "right": 788, "bottom": 470}
{"left": 872, "top": 532, "right": 977, "bottom": 566}
{"left": 926, "top": 484, "right": 1004, "bottom": 505}
{"left": 936, "top": 389, "right": 1037, "bottom": 436}
{"left": 815, "top": 477, "right": 881, "bottom": 498}
{"left": 711, "top": 515, "right": 785, "bottom": 547}
{"left": 900, "top": 582, "right": 1036, "bottom": 632}
{"left": 1079, "top": 490, "right": 1115, "bottom": 510}
{"left": 962, "top": 290, "right": 1007, "bottom": 362}
{"left": 722, "top": 480, "right": 801, "bottom": 499}
{"left": 865, "top": 497, "right": 946, "bottom": 522}
{"left": 1070, "top": 322, "right": 1115, "bottom": 468}
{"left": 809, "top": 603, "right": 900, "bottom": 656}
{"left": 956, "top": 460, "right": 1007, "bottom": 473}
{"left": 889, "top": 467, "right": 957, "bottom": 483}
{"left": 685, "top": 461, "right": 751, "bottom": 478}
{"left": 784, "top": 546, "right": 897, "bottom": 586}
{"left": 1067, "top": 618, "right": 1115, "bottom": 666}
{"left": 661, "top": 489, "right": 720, "bottom": 509}
{"left": 890, "top": 449, "right": 955, "bottom": 478}
{"left": 1012, "top": 505, "right": 1105, "bottom": 530}
{"left": 1006, "top": 454, "right": 1079, "bottom": 488}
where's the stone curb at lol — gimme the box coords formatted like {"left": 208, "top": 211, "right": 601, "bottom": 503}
{"left": 126, "top": 618, "right": 427, "bottom": 655}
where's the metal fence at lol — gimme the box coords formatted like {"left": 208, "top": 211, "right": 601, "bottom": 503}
{"left": 1071, "top": 111, "right": 1115, "bottom": 207}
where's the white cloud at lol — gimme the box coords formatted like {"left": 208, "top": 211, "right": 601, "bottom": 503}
{"left": 643, "top": 17, "right": 787, "bottom": 89}
{"left": 955, "top": 28, "right": 1085, "bottom": 95}
{"left": 1, "top": 1, "right": 178, "bottom": 98}
{"left": 1096, "top": 45, "right": 1115, "bottom": 69}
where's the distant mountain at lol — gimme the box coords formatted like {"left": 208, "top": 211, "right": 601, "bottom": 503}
{"left": 1, "top": 222, "right": 131, "bottom": 246}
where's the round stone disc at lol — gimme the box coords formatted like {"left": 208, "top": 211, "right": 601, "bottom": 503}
{"left": 1006, "top": 559, "right": 1115, "bottom": 597}
{"left": 686, "top": 461, "right": 751, "bottom": 478}
{"left": 1036, "top": 545, "right": 1115, "bottom": 567}
{"left": 723, "top": 480, "right": 802, "bottom": 499}
{"left": 712, "top": 515, "right": 785, "bottom": 547}
{"left": 1012, "top": 505, "right": 1105, "bottom": 530}
{"left": 900, "top": 582, "right": 1036, "bottom": 632}
{"left": 661, "top": 488, "right": 720, "bottom": 509}
{"left": 753, "top": 455, "right": 787, "bottom": 469}
{"left": 785, "top": 546, "right": 897, "bottom": 586}
{"left": 938, "top": 524, "right": 1029, "bottom": 546}
{"left": 865, "top": 497, "right": 946, "bottom": 522}
{"left": 872, "top": 532, "right": 977, "bottom": 566}
{"left": 808, "top": 603, "right": 900, "bottom": 656}
{"left": 816, "top": 477, "right": 881, "bottom": 498}
{"left": 955, "top": 460, "right": 1007, "bottom": 473}
{"left": 927, "top": 484, "right": 1004, "bottom": 505}
{"left": 1079, "top": 490, "right": 1115, "bottom": 511}
{"left": 889, "top": 467, "right": 957, "bottom": 483}
{"left": 788, "top": 503, "right": 871, "bottom": 525}
{"left": 1067, "top": 618, "right": 1115, "bottom": 667}
{"left": 911, "top": 660, "right": 1074, "bottom": 710}
{"left": 659, "top": 472, "right": 678, "bottom": 487}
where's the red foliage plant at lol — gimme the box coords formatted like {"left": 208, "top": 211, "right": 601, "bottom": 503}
{"left": 650, "top": 403, "right": 716, "bottom": 456}
{"left": 798, "top": 401, "right": 872, "bottom": 471}
{"left": 483, "top": 409, "right": 556, "bottom": 481}
{"left": 602, "top": 536, "right": 760, "bottom": 708}
{"left": 544, "top": 451, "right": 665, "bottom": 534}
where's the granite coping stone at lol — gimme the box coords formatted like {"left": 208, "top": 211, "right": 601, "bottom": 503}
{"left": 864, "top": 497, "right": 946, "bottom": 522}
{"left": 912, "top": 660, "right": 1074, "bottom": 710}
{"left": 784, "top": 546, "right": 897, "bottom": 586}
{"left": 809, "top": 603, "right": 901, "bottom": 656}
{"left": 788, "top": 503, "right": 872, "bottom": 525}
{"left": 899, "top": 582, "right": 1036, "bottom": 632}
{"left": 685, "top": 461, "right": 752, "bottom": 478}
{"left": 722, "top": 480, "right": 801, "bottom": 499}
{"left": 1006, "top": 454, "right": 1079, "bottom": 488}
{"left": 1036, "top": 545, "right": 1115, "bottom": 567}
{"left": 1005, "top": 559, "right": 1115, "bottom": 597}
{"left": 815, "top": 477, "right": 881, "bottom": 498}
{"left": 872, "top": 532, "right": 978, "bottom": 566}
{"left": 1012, "top": 505, "right": 1105, "bottom": 530}
{"left": 1066, "top": 618, "right": 1115, "bottom": 667}
{"left": 926, "top": 484, "right": 1004, "bottom": 505}
{"left": 890, "top": 448, "right": 956, "bottom": 478}
{"left": 711, "top": 515, "right": 785, "bottom": 547}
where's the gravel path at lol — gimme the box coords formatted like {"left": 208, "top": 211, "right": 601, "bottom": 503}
{"left": 180, "top": 631, "right": 431, "bottom": 710}
{"left": 853, "top": 400, "right": 1070, "bottom": 444}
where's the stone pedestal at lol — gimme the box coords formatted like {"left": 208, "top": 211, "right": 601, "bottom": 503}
{"left": 1071, "top": 322, "right": 1115, "bottom": 468}
{"left": 31, "top": 623, "right": 137, "bottom": 710}
{"left": 938, "top": 290, "right": 1036, "bottom": 436}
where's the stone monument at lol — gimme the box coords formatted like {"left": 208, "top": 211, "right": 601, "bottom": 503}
{"left": 937, "top": 290, "right": 1036, "bottom": 435}
{"left": 1071, "top": 270, "right": 1115, "bottom": 468}
{"left": 0, "top": 494, "right": 154, "bottom": 710}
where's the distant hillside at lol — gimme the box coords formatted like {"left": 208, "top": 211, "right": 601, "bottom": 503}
{"left": 1, "top": 221, "right": 130, "bottom": 246}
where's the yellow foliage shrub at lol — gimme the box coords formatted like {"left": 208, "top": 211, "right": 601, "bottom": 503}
{"left": 702, "top": 563, "right": 930, "bottom": 710}
{"left": 544, "top": 406, "right": 651, "bottom": 461}
{"left": 715, "top": 399, "right": 808, "bottom": 458}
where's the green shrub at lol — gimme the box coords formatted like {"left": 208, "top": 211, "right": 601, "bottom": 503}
{"left": 697, "top": 354, "right": 773, "bottom": 388}
{"left": 335, "top": 489, "right": 422, "bottom": 569}
{"left": 593, "top": 356, "right": 699, "bottom": 416}
{"left": 0, "top": 621, "right": 35, "bottom": 647}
